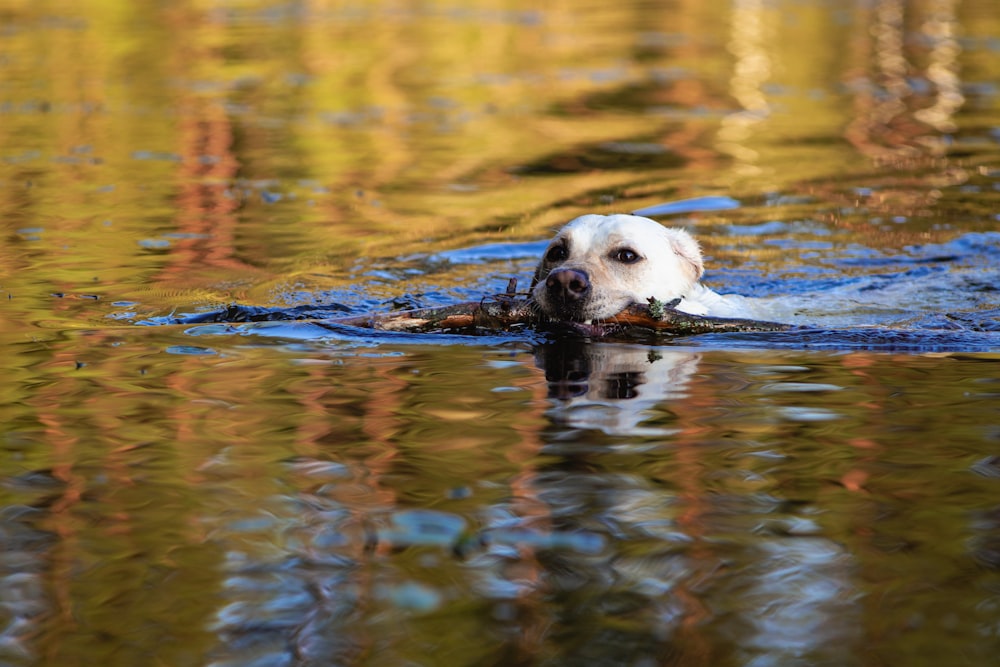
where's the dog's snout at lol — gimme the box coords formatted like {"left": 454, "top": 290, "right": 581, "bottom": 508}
{"left": 545, "top": 268, "right": 591, "bottom": 300}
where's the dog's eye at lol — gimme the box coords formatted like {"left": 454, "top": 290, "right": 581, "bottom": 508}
{"left": 613, "top": 248, "right": 641, "bottom": 264}
{"left": 545, "top": 244, "right": 568, "bottom": 262}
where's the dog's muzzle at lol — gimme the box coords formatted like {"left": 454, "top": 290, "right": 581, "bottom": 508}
{"left": 543, "top": 268, "right": 591, "bottom": 319}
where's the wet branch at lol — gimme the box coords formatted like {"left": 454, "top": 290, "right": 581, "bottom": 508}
{"left": 327, "top": 279, "right": 791, "bottom": 336}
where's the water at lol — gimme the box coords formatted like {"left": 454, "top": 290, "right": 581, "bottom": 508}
{"left": 1, "top": 0, "right": 1000, "bottom": 665}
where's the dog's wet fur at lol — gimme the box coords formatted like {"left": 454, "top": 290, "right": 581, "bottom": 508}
{"left": 532, "top": 214, "right": 760, "bottom": 322}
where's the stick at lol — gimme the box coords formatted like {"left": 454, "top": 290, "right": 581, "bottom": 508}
{"left": 325, "top": 281, "right": 791, "bottom": 336}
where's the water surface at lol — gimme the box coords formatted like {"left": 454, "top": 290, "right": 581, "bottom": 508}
{"left": 1, "top": 1, "right": 1000, "bottom": 666}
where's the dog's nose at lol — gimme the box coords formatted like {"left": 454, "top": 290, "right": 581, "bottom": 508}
{"left": 545, "top": 268, "right": 590, "bottom": 300}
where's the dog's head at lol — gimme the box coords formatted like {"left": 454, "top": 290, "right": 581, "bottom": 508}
{"left": 531, "top": 214, "right": 704, "bottom": 322}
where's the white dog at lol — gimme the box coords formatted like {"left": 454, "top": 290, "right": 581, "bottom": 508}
{"left": 532, "top": 213, "right": 763, "bottom": 322}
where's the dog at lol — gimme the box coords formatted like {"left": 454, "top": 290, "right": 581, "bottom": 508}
{"left": 531, "top": 213, "right": 763, "bottom": 322}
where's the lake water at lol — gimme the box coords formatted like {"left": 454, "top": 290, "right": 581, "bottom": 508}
{"left": 2, "top": 1, "right": 1000, "bottom": 665}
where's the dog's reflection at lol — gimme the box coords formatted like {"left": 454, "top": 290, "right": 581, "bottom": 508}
{"left": 525, "top": 339, "right": 859, "bottom": 664}
{"left": 534, "top": 338, "right": 701, "bottom": 436}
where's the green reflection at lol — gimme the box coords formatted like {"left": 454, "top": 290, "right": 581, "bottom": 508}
{"left": 0, "top": 1, "right": 999, "bottom": 665}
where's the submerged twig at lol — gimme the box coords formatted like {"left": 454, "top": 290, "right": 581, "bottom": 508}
{"left": 326, "top": 280, "right": 792, "bottom": 337}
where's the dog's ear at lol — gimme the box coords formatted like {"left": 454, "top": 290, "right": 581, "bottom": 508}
{"left": 666, "top": 229, "right": 704, "bottom": 281}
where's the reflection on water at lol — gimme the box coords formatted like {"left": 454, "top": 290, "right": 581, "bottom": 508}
{"left": 846, "top": 0, "right": 967, "bottom": 159}
{"left": 718, "top": 0, "right": 772, "bottom": 174}
{"left": 537, "top": 340, "right": 701, "bottom": 436}
{"left": 5, "top": 337, "right": 1000, "bottom": 665}
{"left": 1, "top": 0, "right": 1000, "bottom": 665}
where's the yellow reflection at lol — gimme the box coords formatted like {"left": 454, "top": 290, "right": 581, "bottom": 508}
{"left": 716, "top": 0, "right": 773, "bottom": 175}
{"left": 0, "top": 0, "right": 995, "bottom": 319}
{"left": 912, "top": 0, "right": 964, "bottom": 135}
{"left": 845, "top": 0, "right": 965, "bottom": 161}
